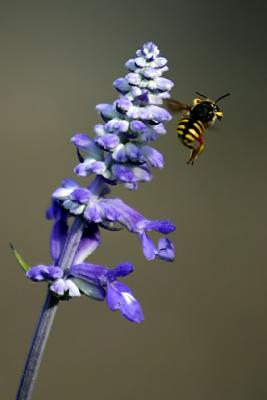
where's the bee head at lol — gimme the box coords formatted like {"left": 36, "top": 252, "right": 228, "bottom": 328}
{"left": 192, "top": 91, "right": 230, "bottom": 123}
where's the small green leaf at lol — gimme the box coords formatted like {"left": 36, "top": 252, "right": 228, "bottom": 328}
{"left": 9, "top": 242, "right": 30, "bottom": 272}
{"left": 71, "top": 277, "right": 105, "bottom": 301}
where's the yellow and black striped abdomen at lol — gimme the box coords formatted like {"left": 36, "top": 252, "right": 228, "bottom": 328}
{"left": 176, "top": 117, "right": 205, "bottom": 146}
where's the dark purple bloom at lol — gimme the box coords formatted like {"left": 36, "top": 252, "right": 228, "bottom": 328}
{"left": 26, "top": 261, "right": 143, "bottom": 323}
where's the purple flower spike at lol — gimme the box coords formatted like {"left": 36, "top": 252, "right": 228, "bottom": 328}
{"left": 106, "top": 281, "right": 144, "bottom": 323}
{"left": 23, "top": 43, "right": 175, "bottom": 330}
{"left": 70, "top": 41, "right": 174, "bottom": 189}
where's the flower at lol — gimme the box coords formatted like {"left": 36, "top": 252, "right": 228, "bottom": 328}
{"left": 52, "top": 180, "right": 175, "bottom": 261}
{"left": 26, "top": 262, "right": 144, "bottom": 323}
{"left": 20, "top": 42, "right": 176, "bottom": 324}
{"left": 72, "top": 41, "right": 174, "bottom": 190}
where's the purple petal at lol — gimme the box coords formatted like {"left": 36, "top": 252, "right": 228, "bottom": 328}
{"left": 74, "top": 160, "right": 94, "bottom": 177}
{"left": 71, "top": 134, "right": 100, "bottom": 158}
{"left": 132, "top": 166, "right": 152, "bottom": 182}
{"left": 50, "top": 220, "right": 68, "bottom": 264}
{"left": 96, "top": 103, "right": 116, "bottom": 121}
{"left": 70, "top": 188, "right": 91, "bottom": 204}
{"left": 113, "top": 77, "right": 131, "bottom": 94}
{"left": 137, "top": 42, "right": 160, "bottom": 61}
{"left": 70, "top": 263, "right": 109, "bottom": 285}
{"left": 142, "top": 145, "right": 164, "bottom": 168}
{"left": 95, "top": 134, "right": 120, "bottom": 150}
{"left": 112, "top": 144, "right": 127, "bottom": 162}
{"left": 115, "top": 98, "right": 132, "bottom": 114}
{"left": 125, "top": 143, "right": 144, "bottom": 162}
{"left": 26, "top": 265, "right": 63, "bottom": 281}
{"left": 84, "top": 203, "right": 102, "bottom": 223}
{"left": 139, "top": 220, "right": 176, "bottom": 234}
{"left": 106, "top": 281, "right": 144, "bottom": 323}
{"left": 90, "top": 161, "right": 107, "bottom": 175}
{"left": 106, "top": 262, "right": 134, "bottom": 282}
{"left": 125, "top": 73, "right": 142, "bottom": 86}
{"left": 157, "top": 237, "right": 175, "bottom": 262}
{"left": 73, "top": 224, "right": 101, "bottom": 264}
{"left": 134, "top": 57, "right": 146, "bottom": 68}
{"left": 151, "top": 57, "right": 167, "bottom": 69}
{"left": 105, "top": 119, "right": 129, "bottom": 133}
{"left": 46, "top": 200, "right": 67, "bottom": 221}
{"left": 130, "top": 120, "right": 147, "bottom": 134}
{"left": 112, "top": 164, "right": 136, "bottom": 183}
{"left": 139, "top": 232, "right": 156, "bottom": 260}
{"left": 142, "top": 68, "right": 159, "bottom": 79}
{"left": 154, "top": 77, "right": 174, "bottom": 92}
{"left": 97, "top": 198, "right": 144, "bottom": 232}
{"left": 61, "top": 179, "right": 80, "bottom": 189}
{"left": 137, "top": 105, "right": 171, "bottom": 124}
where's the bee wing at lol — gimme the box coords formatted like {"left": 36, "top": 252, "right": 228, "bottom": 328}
{"left": 164, "top": 98, "right": 191, "bottom": 114}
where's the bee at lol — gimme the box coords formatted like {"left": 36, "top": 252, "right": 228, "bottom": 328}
{"left": 165, "top": 92, "right": 230, "bottom": 165}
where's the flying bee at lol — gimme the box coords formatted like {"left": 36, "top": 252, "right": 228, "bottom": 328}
{"left": 165, "top": 92, "right": 230, "bottom": 165}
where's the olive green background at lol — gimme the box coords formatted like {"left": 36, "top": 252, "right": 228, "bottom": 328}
{"left": 1, "top": 1, "right": 267, "bottom": 399}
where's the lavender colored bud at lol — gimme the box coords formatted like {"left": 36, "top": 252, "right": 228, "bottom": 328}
{"left": 115, "top": 98, "right": 132, "bottom": 114}
{"left": 96, "top": 104, "right": 116, "bottom": 121}
{"left": 111, "top": 164, "right": 135, "bottom": 183}
{"left": 150, "top": 57, "right": 168, "bottom": 69}
{"left": 95, "top": 134, "right": 120, "bottom": 150}
{"left": 154, "top": 77, "right": 174, "bottom": 92}
{"left": 126, "top": 73, "right": 142, "bottom": 86}
{"left": 94, "top": 124, "right": 105, "bottom": 136}
{"left": 134, "top": 57, "right": 147, "bottom": 67}
{"left": 132, "top": 166, "right": 152, "bottom": 182}
{"left": 125, "top": 59, "right": 137, "bottom": 72}
{"left": 142, "top": 68, "right": 160, "bottom": 79}
{"left": 105, "top": 119, "right": 129, "bottom": 133}
{"left": 112, "top": 144, "right": 127, "bottom": 162}
{"left": 141, "top": 145, "right": 164, "bottom": 168}
{"left": 125, "top": 143, "right": 144, "bottom": 162}
{"left": 113, "top": 77, "right": 131, "bottom": 94}
{"left": 130, "top": 120, "right": 147, "bottom": 134}
{"left": 137, "top": 42, "right": 160, "bottom": 61}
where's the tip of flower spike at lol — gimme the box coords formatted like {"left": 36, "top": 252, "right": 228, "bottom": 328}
{"left": 137, "top": 42, "right": 160, "bottom": 61}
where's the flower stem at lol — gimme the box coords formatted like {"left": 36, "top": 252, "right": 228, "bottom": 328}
{"left": 16, "top": 291, "right": 59, "bottom": 400}
{"left": 16, "top": 216, "right": 86, "bottom": 400}
{"left": 15, "top": 177, "right": 106, "bottom": 399}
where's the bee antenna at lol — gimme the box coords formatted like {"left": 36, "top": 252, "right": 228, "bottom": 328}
{"left": 215, "top": 93, "right": 231, "bottom": 103}
{"left": 195, "top": 91, "right": 208, "bottom": 98}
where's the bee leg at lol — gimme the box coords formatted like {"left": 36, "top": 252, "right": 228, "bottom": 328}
{"left": 186, "top": 136, "right": 205, "bottom": 165}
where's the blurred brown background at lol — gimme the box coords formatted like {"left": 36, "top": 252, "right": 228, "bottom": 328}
{"left": 1, "top": 1, "right": 267, "bottom": 399}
